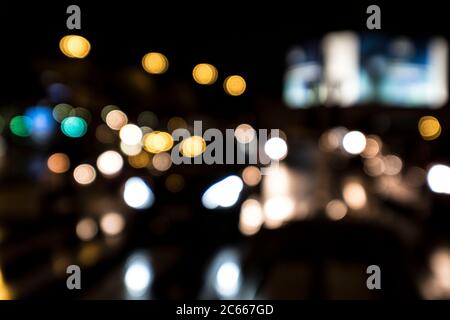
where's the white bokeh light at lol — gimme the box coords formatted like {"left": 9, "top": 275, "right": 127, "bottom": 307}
{"left": 120, "top": 142, "right": 142, "bottom": 156}
{"left": 202, "top": 175, "right": 244, "bottom": 209}
{"left": 427, "top": 164, "right": 450, "bottom": 194}
{"left": 264, "top": 137, "right": 288, "bottom": 160}
{"left": 124, "top": 253, "right": 153, "bottom": 297}
{"left": 264, "top": 196, "right": 295, "bottom": 224}
{"left": 119, "top": 124, "right": 143, "bottom": 145}
{"left": 96, "top": 150, "right": 123, "bottom": 176}
{"left": 100, "top": 212, "right": 125, "bottom": 236}
{"left": 342, "top": 131, "right": 366, "bottom": 155}
{"left": 123, "top": 177, "right": 154, "bottom": 209}
{"left": 215, "top": 261, "right": 241, "bottom": 298}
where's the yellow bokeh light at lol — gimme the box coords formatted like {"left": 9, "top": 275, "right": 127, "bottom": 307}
{"left": 224, "top": 75, "right": 246, "bottom": 96}
{"left": 78, "top": 243, "right": 102, "bottom": 267}
{"left": 143, "top": 131, "right": 174, "bottom": 153}
{"left": 0, "top": 269, "right": 12, "bottom": 300}
{"left": 180, "top": 136, "right": 206, "bottom": 158}
{"left": 142, "top": 52, "right": 169, "bottom": 74}
{"left": 59, "top": 35, "right": 91, "bottom": 59}
{"left": 47, "top": 153, "right": 70, "bottom": 174}
{"left": 128, "top": 151, "right": 151, "bottom": 168}
{"left": 419, "top": 116, "right": 441, "bottom": 141}
{"left": 51, "top": 253, "right": 72, "bottom": 276}
{"left": 193, "top": 63, "right": 218, "bottom": 85}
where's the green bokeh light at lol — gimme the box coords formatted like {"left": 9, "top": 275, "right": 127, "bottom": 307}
{"left": 61, "top": 116, "right": 87, "bottom": 138}
{"left": 9, "top": 115, "right": 33, "bottom": 137}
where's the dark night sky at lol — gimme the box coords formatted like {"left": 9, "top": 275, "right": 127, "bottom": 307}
{"left": 2, "top": 1, "right": 448, "bottom": 101}
{"left": 1, "top": 0, "right": 450, "bottom": 300}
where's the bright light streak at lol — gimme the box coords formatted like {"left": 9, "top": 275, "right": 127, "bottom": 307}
{"left": 239, "top": 198, "right": 264, "bottom": 236}
{"left": 0, "top": 269, "right": 12, "bottom": 300}
{"left": 263, "top": 196, "right": 295, "bottom": 226}
{"left": 323, "top": 32, "right": 359, "bottom": 106}
{"left": 342, "top": 181, "right": 367, "bottom": 210}
{"left": 430, "top": 248, "right": 450, "bottom": 290}
{"left": 215, "top": 261, "right": 241, "bottom": 298}
{"left": 262, "top": 164, "right": 292, "bottom": 223}
{"left": 427, "top": 38, "right": 448, "bottom": 107}
{"left": 202, "top": 175, "right": 244, "bottom": 209}
{"left": 124, "top": 253, "right": 153, "bottom": 298}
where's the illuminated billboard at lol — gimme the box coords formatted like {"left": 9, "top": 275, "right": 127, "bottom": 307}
{"left": 284, "top": 32, "right": 448, "bottom": 108}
